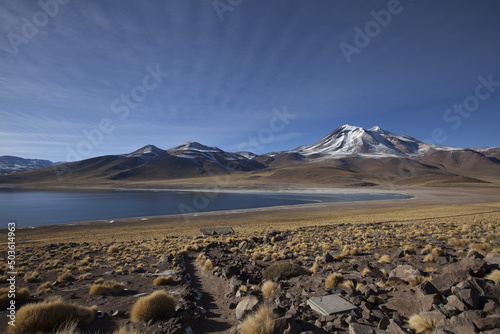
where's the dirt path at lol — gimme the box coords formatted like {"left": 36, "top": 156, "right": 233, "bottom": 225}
{"left": 185, "top": 256, "right": 238, "bottom": 334}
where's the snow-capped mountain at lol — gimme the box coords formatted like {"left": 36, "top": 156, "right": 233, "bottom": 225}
{"left": 0, "top": 156, "right": 57, "bottom": 175}
{"left": 291, "top": 124, "right": 471, "bottom": 158}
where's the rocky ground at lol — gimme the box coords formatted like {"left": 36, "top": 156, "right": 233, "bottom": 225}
{"left": 1, "top": 207, "right": 500, "bottom": 333}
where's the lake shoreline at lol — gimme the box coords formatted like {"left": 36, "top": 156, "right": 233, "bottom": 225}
{"left": 1, "top": 186, "right": 413, "bottom": 228}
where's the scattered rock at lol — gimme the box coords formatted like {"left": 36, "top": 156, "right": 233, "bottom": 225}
{"left": 235, "top": 296, "right": 261, "bottom": 321}
{"left": 349, "top": 323, "right": 389, "bottom": 333}
{"left": 473, "top": 316, "right": 500, "bottom": 331}
{"left": 271, "top": 316, "right": 301, "bottom": 334}
{"left": 389, "top": 265, "right": 422, "bottom": 282}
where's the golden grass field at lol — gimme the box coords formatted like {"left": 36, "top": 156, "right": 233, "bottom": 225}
{"left": 0, "top": 185, "right": 499, "bottom": 333}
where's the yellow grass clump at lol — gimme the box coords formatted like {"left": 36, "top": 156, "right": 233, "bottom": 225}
{"left": 24, "top": 271, "right": 41, "bottom": 283}
{"left": 89, "top": 280, "right": 125, "bottom": 295}
{"left": 309, "top": 262, "right": 320, "bottom": 274}
{"left": 130, "top": 290, "right": 176, "bottom": 323}
{"left": 421, "top": 245, "right": 433, "bottom": 255}
{"left": 0, "top": 287, "right": 30, "bottom": 308}
{"left": 325, "top": 273, "right": 344, "bottom": 288}
{"left": 423, "top": 254, "right": 434, "bottom": 263}
{"left": 108, "top": 245, "right": 119, "bottom": 254}
{"left": 57, "top": 270, "right": 75, "bottom": 283}
{"left": 153, "top": 275, "right": 175, "bottom": 286}
{"left": 378, "top": 255, "right": 391, "bottom": 264}
{"left": 261, "top": 281, "right": 281, "bottom": 298}
{"left": 431, "top": 247, "right": 443, "bottom": 256}
{"left": 77, "top": 273, "right": 93, "bottom": 281}
{"left": 203, "top": 259, "right": 213, "bottom": 271}
{"left": 485, "top": 270, "right": 500, "bottom": 283}
{"left": 8, "top": 296, "right": 97, "bottom": 334}
{"left": 239, "top": 304, "right": 275, "bottom": 334}
{"left": 37, "top": 281, "right": 53, "bottom": 293}
{"left": 408, "top": 314, "right": 437, "bottom": 334}
{"left": 449, "top": 237, "right": 469, "bottom": 247}
{"left": 112, "top": 327, "right": 141, "bottom": 334}
{"left": 340, "top": 280, "right": 355, "bottom": 290}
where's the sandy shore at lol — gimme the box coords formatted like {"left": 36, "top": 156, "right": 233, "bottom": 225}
{"left": 3, "top": 185, "right": 498, "bottom": 245}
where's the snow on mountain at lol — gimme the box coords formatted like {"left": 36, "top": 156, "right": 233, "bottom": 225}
{"left": 126, "top": 145, "right": 167, "bottom": 159}
{"left": 235, "top": 151, "right": 257, "bottom": 160}
{"left": 167, "top": 142, "right": 262, "bottom": 171}
{"left": 0, "top": 156, "right": 56, "bottom": 175}
{"left": 290, "top": 124, "right": 475, "bottom": 159}
{"left": 292, "top": 125, "right": 423, "bottom": 158}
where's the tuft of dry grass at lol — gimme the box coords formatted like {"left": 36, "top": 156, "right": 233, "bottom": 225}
{"left": 54, "top": 321, "right": 81, "bottom": 334}
{"left": 153, "top": 275, "right": 174, "bottom": 286}
{"left": 261, "top": 281, "right": 281, "bottom": 298}
{"left": 0, "top": 287, "right": 30, "bottom": 308}
{"left": 423, "top": 254, "right": 434, "bottom": 263}
{"left": 112, "top": 327, "right": 141, "bottom": 334}
{"left": 339, "top": 280, "right": 355, "bottom": 290}
{"left": 239, "top": 304, "right": 275, "bottom": 334}
{"left": 431, "top": 247, "right": 443, "bottom": 256}
{"left": 485, "top": 270, "right": 500, "bottom": 283}
{"left": 89, "top": 280, "right": 125, "bottom": 295}
{"left": 130, "top": 290, "right": 176, "bottom": 323}
{"left": 24, "top": 271, "right": 42, "bottom": 283}
{"left": 57, "top": 270, "right": 74, "bottom": 283}
{"left": 36, "top": 281, "right": 53, "bottom": 293}
{"left": 449, "top": 237, "right": 469, "bottom": 247}
{"left": 325, "top": 273, "right": 344, "bottom": 288}
{"left": 8, "top": 296, "right": 97, "bottom": 334}
{"left": 108, "top": 245, "right": 119, "bottom": 254}
{"left": 408, "top": 314, "right": 437, "bottom": 334}
{"left": 77, "top": 273, "right": 93, "bottom": 281}
{"left": 421, "top": 245, "right": 433, "bottom": 255}
{"left": 203, "top": 259, "right": 213, "bottom": 271}
{"left": 378, "top": 255, "right": 391, "bottom": 264}
{"left": 309, "top": 262, "right": 320, "bottom": 274}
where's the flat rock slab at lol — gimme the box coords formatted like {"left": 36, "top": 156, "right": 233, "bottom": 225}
{"left": 307, "top": 294, "right": 357, "bottom": 316}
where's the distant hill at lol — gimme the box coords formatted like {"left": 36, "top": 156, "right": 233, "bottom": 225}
{"left": 0, "top": 156, "right": 58, "bottom": 175}
{"left": 1, "top": 125, "right": 499, "bottom": 186}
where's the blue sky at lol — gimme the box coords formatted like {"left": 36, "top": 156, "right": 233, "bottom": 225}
{"left": 1, "top": 0, "right": 499, "bottom": 161}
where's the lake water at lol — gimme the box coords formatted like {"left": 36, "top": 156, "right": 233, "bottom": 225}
{"left": 0, "top": 189, "right": 410, "bottom": 227}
